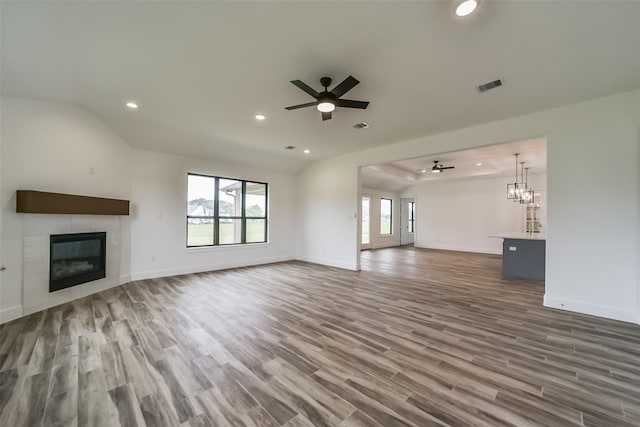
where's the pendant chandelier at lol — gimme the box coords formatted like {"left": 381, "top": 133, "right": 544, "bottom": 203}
{"left": 507, "top": 153, "right": 534, "bottom": 204}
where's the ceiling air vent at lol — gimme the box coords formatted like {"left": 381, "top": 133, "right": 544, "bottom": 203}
{"left": 353, "top": 122, "right": 370, "bottom": 129}
{"left": 477, "top": 79, "right": 503, "bottom": 93}
{"left": 285, "top": 145, "right": 296, "bottom": 150}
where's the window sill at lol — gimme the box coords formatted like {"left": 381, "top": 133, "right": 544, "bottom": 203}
{"left": 185, "top": 242, "right": 271, "bottom": 254}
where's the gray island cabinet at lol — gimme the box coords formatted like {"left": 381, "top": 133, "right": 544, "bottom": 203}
{"left": 489, "top": 232, "right": 546, "bottom": 281}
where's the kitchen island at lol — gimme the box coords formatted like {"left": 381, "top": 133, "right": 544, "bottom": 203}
{"left": 489, "top": 232, "right": 546, "bottom": 281}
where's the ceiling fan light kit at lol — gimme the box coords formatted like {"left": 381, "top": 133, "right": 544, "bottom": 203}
{"left": 454, "top": 0, "right": 479, "bottom": 17}
{"left": 317, "top": 101, "right": 335, "bottom": 113}
{"left": 285, "top": 75, "right": 369, "bottom": 121}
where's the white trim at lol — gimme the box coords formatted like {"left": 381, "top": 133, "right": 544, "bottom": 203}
{"left": 295, "top": 256, "right": 359, "bottom": 271}
{"left": 544, "top": 294, "right": 639, "bottom": 325}
{"left": 0, "top": 305, "right": 24, "bottom": 324}
{"left": 414, "top": 243, "right": 502, "bottom": 255}
{"left": 119, "top": 274, "right": 132, "bottom": 284}
{"left": 130, "top": 255, "right": 293, "bottom": 281}
{"left": 185, "top": 242, "right": 271, "bottom": 254}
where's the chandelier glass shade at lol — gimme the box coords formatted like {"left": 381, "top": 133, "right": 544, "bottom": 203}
{"left": 507, "top": 182, "right": 524, "bottom": 199}
{"left": 521, "top": 188, "right": 534, "bottom": 204}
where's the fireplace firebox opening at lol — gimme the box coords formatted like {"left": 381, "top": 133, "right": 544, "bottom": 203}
{"left": 49, "top": 232, "right": 106, "bottom": 292}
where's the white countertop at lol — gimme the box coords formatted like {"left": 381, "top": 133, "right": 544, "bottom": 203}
{"left": 489, "top": 232, "right": 546, "bottom": 240}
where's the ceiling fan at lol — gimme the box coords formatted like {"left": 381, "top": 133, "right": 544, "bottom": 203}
{"left": 285, "top": 75, "right": 369, "bottom": 121}
{"left": 431, "top": 160, "right": 455, "bottom": 173}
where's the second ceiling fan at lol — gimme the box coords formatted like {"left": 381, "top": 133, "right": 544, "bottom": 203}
{"left": 285, "top": 75, "right": 369, "bottom": 121}
{"left": 431, "top": 160, "right": 455, "bottom": 173}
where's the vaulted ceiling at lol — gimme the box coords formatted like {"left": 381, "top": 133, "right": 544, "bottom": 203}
{"left": 2, "top": 1, "right": 640, "bottom": 172}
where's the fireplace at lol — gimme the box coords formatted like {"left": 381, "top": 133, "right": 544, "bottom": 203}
{"left": 50, "top": 232, "right": 106, "bottom": 292}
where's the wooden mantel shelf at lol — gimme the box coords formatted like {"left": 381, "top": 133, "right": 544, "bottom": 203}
{"left": 16, "top": 190, "right": 130, "bottom": 215}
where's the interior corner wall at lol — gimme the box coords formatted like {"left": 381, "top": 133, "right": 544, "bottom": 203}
{"left": 360, "top": 187, "right": 401, "bottom": 249}
{"left": 0, "top": 97, "right": 133, "bottom": 322}
{"left": 129, "top": 149, "right": 296, "bottom": 280}
{"left": 404, "top": 174, "right": 546, "bottom": 255}
{"left": 295, "top": 89, "right": 640, "bottom": 324}
{"left": 295, "top": 157, "right": 359, "bottom": 270}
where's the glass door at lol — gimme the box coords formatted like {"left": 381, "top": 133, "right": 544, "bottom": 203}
{"left": 361, "top": 196, "right": 371, "bottom": 249}
{"left": 400, "top": 198, "right": 415, "bottom": 245}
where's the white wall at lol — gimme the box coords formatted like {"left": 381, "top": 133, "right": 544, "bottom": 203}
{"left": 360, "top": 187, "right": 401, "bottom": 250}
{"left": 404, "top": 174, "right": 546, "bottom": 254}
{"left": 0, "top": 97, "right": 133, "bottom": 321}
{"left": 296, "top": 89, "right": 640, "bottom": 324}
{"left": 130, "top": 149, "right": 296, "bottom": 280}
{"left": 295, "top": 157, "right": 360, "bottom": 270}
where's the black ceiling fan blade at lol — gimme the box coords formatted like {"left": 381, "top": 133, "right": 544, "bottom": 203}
{"left": 285, "top": 102, "right": 317, "bottom": 110}
{"left": 322, "top": 111, "right": 332, "bottom": 121}
{"left": 440, "top": 166, "right": 455, "bottom": 170}
{"left": 331, "top": 75, "right": 359, "bottom": 98}
{"left": 337, "top": 99, "right": 369, "bottom": 109}
{"left": 290, "top": 80, "right": 319, "bottom": 99}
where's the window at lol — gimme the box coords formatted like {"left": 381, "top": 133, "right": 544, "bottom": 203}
{"left": 380, "top": 198, "right": 392, "bottom": 235}
{"left": 187, "top": 173, "right": 267, "bottom": 247}
{"left": 408, "top": 201, "right": 415, "bottom": 233}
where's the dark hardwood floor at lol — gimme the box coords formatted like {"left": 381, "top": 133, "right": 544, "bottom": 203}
{"left": 1, "top": 246, "right": 639, "bottom": 426}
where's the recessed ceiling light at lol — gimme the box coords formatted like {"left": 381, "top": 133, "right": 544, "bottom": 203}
{"left": 303, "top": 149, "right": 311, "bottom": 154}
{"left": 454, "top": 0, "right": 479, "bottom": 17}
{"left": 255, "top": 114, "right": 266, "bottom": 121}
{"left": 125, "top": 102, "right": 138, "bottom": 109}
{"left": 476, "top": 162, "right": 483, "bottom": 166}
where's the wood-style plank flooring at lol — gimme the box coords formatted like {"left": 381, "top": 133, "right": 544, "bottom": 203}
{"left": 1, "top": 246, "right": 640, "bottom": 426}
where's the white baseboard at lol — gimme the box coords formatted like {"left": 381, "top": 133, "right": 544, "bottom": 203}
{"left": 544, "top": 294, "right": 639, "bottom": 325}
{"left": 295, "top": 255, "right": 359, "bottom": 271}
{"left": 414, "top": 243, "right": 502, "bottom": 255}
{"left": 130, "top": 255, "right": 294, "bottom": 281}
{"left": 370, "top": 242, "right": 402, "bottom": 250}
{"left": 119, "top": 274, "right": 132, "bottom": 285}
{"left": 0, "top": 305, "right": 24, "bottom": 324}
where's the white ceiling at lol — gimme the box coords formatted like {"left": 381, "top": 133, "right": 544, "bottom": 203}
{"left": 2, "top": 1, "right": 640, "bottom": 172}
{"left": 361, "top": 138, "right": 547, "bottom": 192}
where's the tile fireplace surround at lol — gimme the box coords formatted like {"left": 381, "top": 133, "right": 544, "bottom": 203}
{"left": 22, "top": 213, "right": 130, "bottom": 314}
